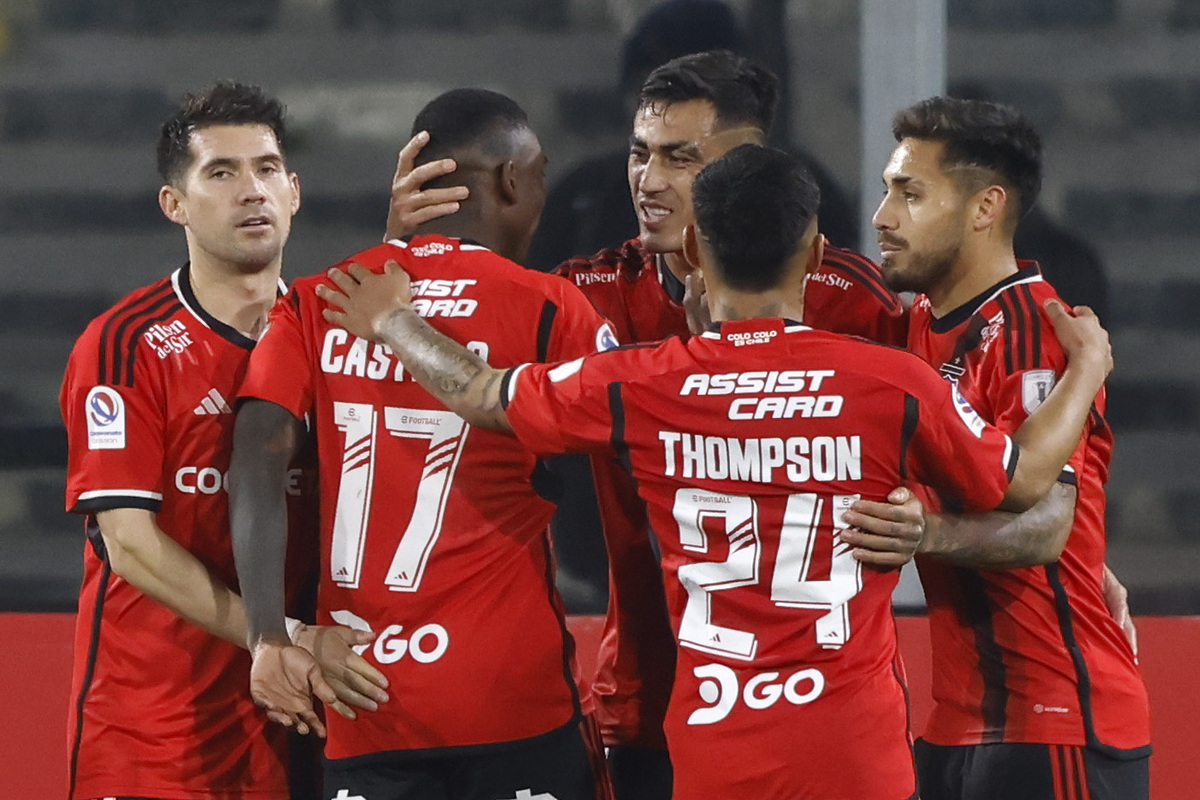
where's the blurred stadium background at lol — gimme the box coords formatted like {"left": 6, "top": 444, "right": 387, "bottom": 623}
{"left": 0, "top": 0, "right": 1196, "bottom": 616}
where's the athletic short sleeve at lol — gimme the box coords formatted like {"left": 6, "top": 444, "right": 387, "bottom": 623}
{"left": 62, "top": 326, "right": 168, "bottom": 514}
{"left": 503, "top": 354, "right": 621, "bottom": 457}
{"left": 240, "top": 290, "right": 316, "bottom": 419}
{"left": 909, "top": 372, "right": 1017, "bottom": 512}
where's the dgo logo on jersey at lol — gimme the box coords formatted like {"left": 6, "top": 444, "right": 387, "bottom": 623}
{"left": 688, "top": 663, "right": 825, "bottom": 725}
{"left": 85, "top": 386, "right": 126, "bottom": 450}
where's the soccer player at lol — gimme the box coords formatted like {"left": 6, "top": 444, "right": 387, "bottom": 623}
{"left": 313, "top": 143, "right": 1114, "bottom": 800}
{"left": 872, "top": 96, "right": 1151, "bottom": 799}
{"left": 59, "top": 83, "right": 387, "bottom": 800}
{"left": 384, "top": 50, "right": 919, "bottom": 800}
{"left": 229, "top": 88, "right": 613, "bottom": 800}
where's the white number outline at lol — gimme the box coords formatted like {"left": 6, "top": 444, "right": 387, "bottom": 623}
{"left": 673, "top": 489, "right": 862, "bottom": 660}
{"left": 328, "top": 401, "right": 469, "bottom": 592}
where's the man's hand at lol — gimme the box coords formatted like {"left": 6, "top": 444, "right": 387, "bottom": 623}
{"left": 1045, "top": 300, "right": 1113, "bottom": 379}
{"left": 1102, "top": 564, "right": 1139, "bottom": 662}
{"left": 839, "top": 486, "right": 925, "bottom": 568}
{"left": 384, "top": 131, "right": 469, "bottom": 241}
{"left": 292, "top": 624, "right": 389, "bottom": 719}
{"left": 317, "top": 260, "right": 413, "bottom": 341}
{"left": 683, "top": 272, "right": 711, "bottom": 335}
{"left": 249, "top": 637, "right": 341, "bottom": 737}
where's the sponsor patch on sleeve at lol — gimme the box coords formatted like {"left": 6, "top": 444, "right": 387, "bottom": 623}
{"left": 1022, "top": 369, "right": 1057, "bottom": 414}
{"left": 85, "top": 386, "right": 126, "bottom": 450}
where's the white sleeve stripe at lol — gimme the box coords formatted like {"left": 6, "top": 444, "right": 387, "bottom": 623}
{"left": 77, "top": 489, "right": 163, "bottom": 502}
{"left": 506, "top": 364, "right": 529, "bottom": 404}
{"left": 1002, "top": 435, "right": 1014, "bottom": 473}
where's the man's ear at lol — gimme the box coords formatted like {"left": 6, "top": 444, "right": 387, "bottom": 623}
{"left": 803, "top": 224, "right": 825, "bottom": 277}
{"left": 682, "top": 224, "right": 702, "bottom": 270}
{"left": 289, "top": 172, "right": 301, "bottom": 215}
{"left": 158, "top": 184, "right": 186, "bottom": 226}
{"left": 497, "top": 160, "right": 519, "bottom": 205}
{"left": 972, "top": 184, "right": 1008, "bottom": 232}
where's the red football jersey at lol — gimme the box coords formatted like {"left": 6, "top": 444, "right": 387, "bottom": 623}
{"left": 907, "top": 263, "right": 1151, "bottom": 755}
{"left": 60, "top": 265, "right": 318, "bottom": 800}
{"left": 241, "top": 235, "right": 616, "bottom": 761}
{"left": 554, "top": 237, "right": 908, "bottom": 748}
{"left": 554, "top": 236, "right": 907, "bottom": 346}
{"left": 503, "top": 318, "right": 1018, "bottom": 799}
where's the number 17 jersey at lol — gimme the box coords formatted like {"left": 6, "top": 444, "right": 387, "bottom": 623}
{"left": 240, "top": 235, "right": 616, "bottom": 762}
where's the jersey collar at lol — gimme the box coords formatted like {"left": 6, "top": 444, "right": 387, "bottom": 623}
{"left": 929, "top": 260, "right": 1043, "bottom": 334}
{"left": 173, "top": 262, "right": 284, "bottom": 351}
{"left": 700, "top": 317, "right": 809, "bottom": 342}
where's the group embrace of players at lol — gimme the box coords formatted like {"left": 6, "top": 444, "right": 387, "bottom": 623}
{"left": 60, "top": 40, "right": 1149, "bottom": 800}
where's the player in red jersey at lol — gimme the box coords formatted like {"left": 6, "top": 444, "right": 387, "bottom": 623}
{"left": 59, "top": 83, "right": 386, "bottom": 800}
{"left": 872, "top": 96, "right": 1151, "bottom": 799}
{"left": 554, "top": 50, "right": 909, "bottom": 795}
{"left": 229, "top": 89, "right": 614, "bottom": 800}
{"left": 383, "top": 51, "right": 917, "bottom": 800}
{"left": 313, "top": 143, "right": 1114, "bottom": 800}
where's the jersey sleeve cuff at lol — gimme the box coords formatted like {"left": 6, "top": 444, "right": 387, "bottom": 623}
{"left": 71, "top": 491, "right": 163, "bottom": 515}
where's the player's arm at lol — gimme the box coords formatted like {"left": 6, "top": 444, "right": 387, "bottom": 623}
{"left": 96, "top": 507, "right": 250, "bottom": 646}
{"left": 997, "top": 301, "right": 1111, "bottom": 511}
{"left": 317, "top": 261, "right": 513, "bottom": 431}
{"left": 383, "top": 130, "right": 469, "bottom": 241}
{"left": 229, "top": 399, "right": 390, "bottom": 735}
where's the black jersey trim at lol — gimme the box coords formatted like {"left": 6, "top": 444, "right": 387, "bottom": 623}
{"left": 175, "top": 263, "right": 258, "bottom": 351}
{"left": 98, "top": 282, "right": 178, "bottom": 387}
{"left": 899, "top": 394, "right": 919, "bottom": 479}
{"left": 1020, "top": 284, "right": 1043, "bottom": 369}
{"left": 68, "top": 517, "right": 112, "bottom": 800}
{"left": 536, "top": 300, "right": 559, "bottom": 363}
{"left": 499, "top": 367, "right": 517, "bottom": 411}
{"left": 1044, "top": 564, "right": 1151, "bottom": 760}
{"left": 71, "top": 494, "right": 162, "bottom": 515}
{"left": 929, "top": 265, "right": 1042, "bottom": 335}
{"left": 822, "top": 249, "right": 901, "bottom": 310}
{"left": 608, "top": 382, "right": 632, "bottom": 474}
{"left": 1006, "top": 441, "right": 1021, "bottom": 483}
{"left": 539, "top": 532, "right": 586, "bottom": 719}
{"left": 958, "top": 567, "right": 1009, "bottom": 741}
{"left": 997, "top": 293, "right": 1017, "bottom": 375}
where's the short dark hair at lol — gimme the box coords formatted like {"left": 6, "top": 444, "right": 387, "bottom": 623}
{"left": 410, "top": 88, "right": 529, "bottom": 174}
{"left": 639, "top": 49, "right": 778, "bottom": 133}
{"left": 692, "top": 144, "right": 819, "bottom": 292}
{"left": 892, "top": 96, "right": 1042, "bottom": 227}
{"left": 157, "top": 81, "right": 287, "bottom": 185}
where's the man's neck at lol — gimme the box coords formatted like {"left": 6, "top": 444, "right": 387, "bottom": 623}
{"left": 927, "top": 241, "right": 1020, "bottom": 318}
{"left": 188, "top": 256, "right": 281, "bottom": 339}
{"left": 710, "top": 287, "right": 804, "bottom": 325}
{"left": 660, "top": 250, "right": 695, "bottom": 284}
{"left": 417, "top": 216, "right": 509, "bottom": 261}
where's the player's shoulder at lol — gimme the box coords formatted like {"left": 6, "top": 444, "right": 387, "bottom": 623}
{"left": 812, "top": 244, "right": 902, "bottom": 309}
{"left": 71, "top": 272, "right": 181, "bottom": 359}
{"left": 553, "top": 237, "right": 652, "bottom": 283}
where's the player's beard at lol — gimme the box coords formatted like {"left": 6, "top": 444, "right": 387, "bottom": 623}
{"left": 880, "top": 231, "right": 962, "bottom": 296}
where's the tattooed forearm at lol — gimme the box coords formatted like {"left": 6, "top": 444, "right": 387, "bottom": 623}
{"left": 919, "top": 483, "right": 1075, "bottom": 569}
{"left": 375, "top": 309, "right": 513, "bottom": 432}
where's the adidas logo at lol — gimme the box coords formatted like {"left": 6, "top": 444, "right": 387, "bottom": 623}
{"left": 193, "top": 388, "right": 233, "bottom": 416}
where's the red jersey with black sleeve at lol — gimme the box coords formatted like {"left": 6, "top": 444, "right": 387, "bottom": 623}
{"left": 501, "top": 318, "right": 1018, "bottom": 800}
{"left": 553, "top": 237, "right": 907, "bottom": 749}
{"left": 60, "top": 264, "right": 318, "bottom": 800}
{"left": 907, "top": 262, "right": 1151, "bottom": 756}
{"left": 240, "top": 235, "right": 617, "bottom": 762}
